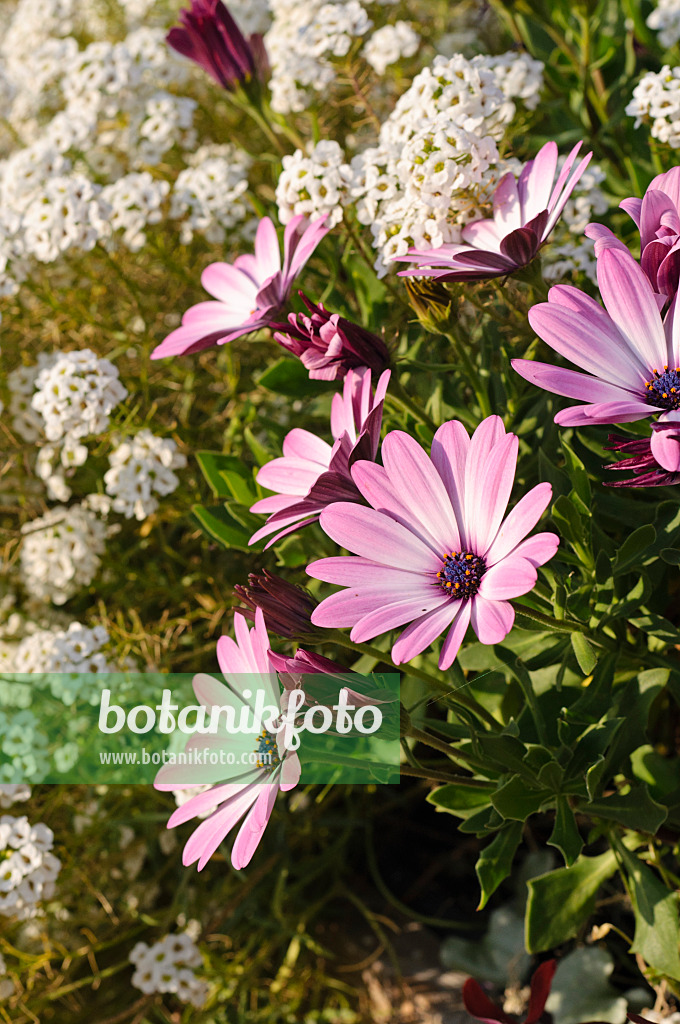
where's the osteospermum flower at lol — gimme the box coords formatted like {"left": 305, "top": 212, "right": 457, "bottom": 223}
{"left": 587, "top": 166, "right": 680, "bottom": 304}
{"left": 155, "top": 609, "right": 300, "bottom": 871}
{"left": 396, "top": 141, "right": 592, "bottom": 281}
{"left": 307, "top": 417, "right": 559, "bottom": 670}
{"left": 167, "top": 0, "right": 268, "bottom": 94}
{"left": 151, "top": 215, "right": 330, "bottom": 359}
{"left": 249, "top": 367, "right": 391, "bottom": 547}
{"left": 512, "top": 246, "right": 680, "bottom": 428}
{"left": 604, "top": 417, "right": 680, "bottom": 487}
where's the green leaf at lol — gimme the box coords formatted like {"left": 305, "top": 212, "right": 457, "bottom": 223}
{"left": 548, "top": 796, "right": 583, "bottom": 866}
{"left": 243, "top": 426, "right": 272, "bottom": 467}
{"left": 476, "top": 822, "right": 523, "bottom": 910}
{"left": 191, "top": 504, "right": 252, "bottom": 551}
{"left": 660, "top": 547, "right": 680, "bottom": 566}
{"left": 571, "top": 633, "right": 597, "bottom": 675}
{"left": 614, "top": 524, "right": 656, "bottom": 573}
{"left": 195, "top": 451, "right": 233, "bottom": 498}
{"left": 492, "top": 775, "right": 550, "bottom": 821}
{"left": 595, "top": 549, "right": 612, "bottom": 585}
{"left": 613, "top": 838, "right": 680, "bottom": 980}
{"left": 586, "top": 785, "right": 667, "bottom": 833}
{"left": 427, "top": 784, "right": 492, "bottom": 820}
{"left": 526, "top": 848, "right": 619, "bottom": 952}
{"left": 552, "top": 494, "right": 585, "bottom": 544}
{"left": 257, "top": 357, "right": 330, "bottom": 397}
{"left": 561, "top": 440, "right": 591, "bottom": 507}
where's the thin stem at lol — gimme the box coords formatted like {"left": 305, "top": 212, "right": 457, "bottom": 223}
{"left": 513, "top": 603, "right": 589, "bottom": 633}
{"left": 405, "top": 723, "right": 491, "bottom": 772}
{"left": 399, "top": 764, "right": 493, "bottom": 787}
{"left": 444, "top": 330, "right": 492, "bottom": 418}
{"left": 386, "top": 375, "right": 439, "bottom": 433}
{"left": 330, "top": 633, "right": 501, "bottom": 731}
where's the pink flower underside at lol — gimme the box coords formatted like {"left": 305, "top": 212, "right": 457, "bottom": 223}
{"left": 308, "top": 419, "right": 557, "bottom": 668}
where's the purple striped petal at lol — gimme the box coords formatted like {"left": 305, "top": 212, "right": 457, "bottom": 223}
{"left": 597, "top": 247, "right": 669, "bottom": 370}
{"left": 351, "top": 593, "right": 451, "bottom": 643}
{"left": 511, "top": 359, "right": 636, "bottom": 403}
{"left": 439, "top": 600, "right": 473, "bottom": 669}
{"left": 517, "top": 141, "right": 558, "bottom": 223}
{"left": 391, "top": 600, "right": 460, "bottom": 665}
{"left": 380, "top": 431, "right": 459, "bottom": 553}
{"left": 478, "top": 557, "right": 538, "bottom": 600}
{"left": 318, "top": 503, "right": 438, "bottom": 571}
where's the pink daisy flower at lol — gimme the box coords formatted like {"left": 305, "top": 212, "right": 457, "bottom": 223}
{"left": 395, "top": 141, "right": 591, "bottom": 282}
{"left": 307, "top": 417, "right": 559, "bottom": 670}
{"left": 249, "top": 367, "right": 391, "bottom": 547}
{"left": 512, "top": 246, "right": 680, "bottom": 430}
{"left": 155, "top": 609, "right": 300, "bottom": 871}
{"left": 151, "top": 215, "right": 330, "bottom": 359}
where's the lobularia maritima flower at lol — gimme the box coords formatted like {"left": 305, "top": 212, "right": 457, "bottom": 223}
{"left": 307, "top": 416, "right": 559, "bottom": 669}
{"left": 151, "top": 214, "right": 329, "bottom": 359}
{"left": 396, "top": 141, "right": 591, "bottom": 282}
{"left": 273, "top": 293, "right": 390, "bottom": 380}
{"left": 167, "top": 0, "right": 268, "bottom": 95}
{"left": 155, "top": 609, "right": 299, "bottom": 871}
{"left": 249, "top": 367, "right": 391, "bottom": 547}
{"left": 586, "top": 166, "right": 680, "bottom": 304}
{"left": 512, "top": 246, "right": 680, "bottom": 478}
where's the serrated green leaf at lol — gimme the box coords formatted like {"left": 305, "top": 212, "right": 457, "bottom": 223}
{"left": 526, "top": 848, "right": 619, "bottom": 951}
{"left": 243, "top": 426, "right": 272, "bottom": 466}
{"left": 492, "top": 775, "right": 550, "bottom": 820}
{"left": 475, "top": 821, "right": 523, "bottom": 909}
{"left": 586, "top": 785, "right": 667, "bottom": 833}
{"left": 548, "top": 796, "right": 583, "bottom": 866}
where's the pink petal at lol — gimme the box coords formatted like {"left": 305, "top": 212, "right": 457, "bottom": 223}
{"left": 517, "top": 141, "right": 558, "bottom": 223}
{"left": 464, "top": 429, "right": 517, "bottom": 554}
{"left": 318, "top": 503, "right": 438, "bottom": 571}
{"left": 492, "top": 172, "right": 522, "bottom": 234}
{"left": 167, "top": 782, "right": 249, "bottom": 827}
{"left": 307, "top": 555, "right": 416, "bottom": 586}
{"left": 430, "top": 419, "right": 470, "bottom": 542}
{"left": 312, "top": 577, "right": 436, "bottom": 630}
{"left": 597, "top": 247, "right": 669, "bottom": 370}
{"left": 478, "top": 557, "right": 538, "bottom": 600}
{"left": 380, "top": 431, "right": 459, "bottom": 552}
{"left": 282, "top": 428, "right": 333, "bottom": 464}
{"left": 182, "top": 784, "right": 260, "bottom": 869}
{"left": 470, "top": 596, "right": 515, "bottom": 645}
{"left": 620, "top": 196, "right": 642, "bottom": 228}
{"left": 352, "top": 461, "right": 452, "bottom": 555}
{"left": 511, "top": 359, "right": 633, "bottom": 403}
{"left": 279, "top": 753, "right": 301, "bottom": 791}
{"left": 254, "top": 217, "right": 281, "bottom": 281}
{"left": 439, "top": 600, "right": 473, "bottom": 669}
{"left": 651, "top": 423, "right": 680, "bottom": 472}
{"left": 554, "top": 399, "right": 652, "bottom": 426}
{"left": 461, "top": 219, "right": 505, "bottom": 253}
{"left": 256, "top": 456, "right": 324, "bottom": 495}
{"left": 231, "top": 784, "right": 278, "bottom": 870}
{"left": 201, "top": 262, "right": 258, "bottom": 306}
{"left": 485, "top": 482, "right": 553, "bottom": 566}
{"left": 509, "top": 532, "right": 560, "bottom": 567}
{"left": 391, "top": 600, "right": 460, "bottom": 665}
{"left": 351, "top": 593, "right": 452, "bottom": 644}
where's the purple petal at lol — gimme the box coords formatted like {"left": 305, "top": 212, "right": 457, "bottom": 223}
{"left": 438, "top": 600, "right": 473, "bottom": 669}
{"left": 380, "top": 431, "right": 459, "bottom": 552}
{"left": 351, "top": 593, "right": 452, "bottom": 644}
{"left": 485, "top": 482, "right": 553, "bottom": 566}
{"left": 201, "top": 262, "right": 258, "bottom": 304}
{"left": 464, "top": 425, "right": 517, "bottom": 554}
{"left": 391, "top": 600, "right": 460, "bottom": 665}
{"left": 231, "top": 784, "right": 278, "bottom": 869}
{"left": 478, "top": 557, "right": 538, "bottom": 600}
{"left": 430, "top": 420, "right": 470, "bottom": 543}
{"left": 597, "top": 247, "right": 669, "bottom": 370}
{"left": 509, "top": 532, "right": 560, "bottom": 567}
{"left": 307, "top": 555, "right": 417, "bottom": 586}
{"left": 492, "top": 172, "right": 522, "bottom": 235}
{"left": 182, "top": 784, "right": 260, "bottom": 870}
{"left": 470, "top": 597, "right": 515, "bottom": 645}
{"left": 499, "top": 227, "right": 538, "bottom": 265}
{"left": 511, "top": 359, "right": 635, "bottom": 403}
{"left": 651, "top": 423, "right": 680, "bottom": 472}
{"left": 253, "top": 217, "right": 281, "bottom": 281}
{"left": 640, "top": 189, "right": 678, "bottom": 249}
{"left": 318, "top": 503, "right": 438, "bottom": 571}
{"left": 554, "top": 399, "right": 652, "bottom": 426}
{"left": 620, "top": 196, "right": 642, "bottom": 228}
{"left": 517, "top": 141, "right": 558, "bottom": 223}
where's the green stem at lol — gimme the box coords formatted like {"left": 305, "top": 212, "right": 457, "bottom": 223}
{"left": 513, "top": 603, "right": 589, "bottom": 633}
{"left": 330, "top": 633, "right": 501, "bottom": 731}
{"left": 405, "top": 724, "right": 491, "bottom": 773}
{"left": 399, "top": 764, "right": 491, "bottom": 786}
{"left": 386, "top": 375, "right": 439, "bottom": 433}
{"left": 444, "top": 330, "right": 492, "bottom": 418}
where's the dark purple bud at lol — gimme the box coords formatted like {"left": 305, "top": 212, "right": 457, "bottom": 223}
{"left": 463, "top": 960, "right": 557, "bottom": 1024}
{"left": 233, "top": 570, "right": 321, "bottom": 640}
{"left": 167, "top": 0, "right": 267, "bottom": 93}
{"left": 272, "top": 293, "right": 390, "bottom": 381}
{"left": 603, "top": 434, "right": 680, "bottom": 487}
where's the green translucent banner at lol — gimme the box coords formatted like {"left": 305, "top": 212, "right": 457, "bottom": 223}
{"left": 0, "top": 672, "right": 401, "bottom": 785}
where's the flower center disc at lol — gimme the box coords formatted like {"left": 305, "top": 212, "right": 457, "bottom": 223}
{"left": 437, "top": 550, "right": 486, "bottom": 599}
{"left": 255, "top": 729, "right": 281, "bottom": 773}
{"left": 645, "top": 366, "right": 680, "bottom": 410}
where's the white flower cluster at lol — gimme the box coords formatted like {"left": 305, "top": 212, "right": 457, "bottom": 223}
{"left": 363, "top": 21, "right": 420, "bottom": 76}
{"left": 276, "top": 140, "right": 352, "bottom": 228}
{"left": 228, "top": 0, "right": 272, "bottom": 35}
{"left": 0, "top": 784, "right": 31, "bottom": 809}
{"left": 8, "top": 354, "right": 59, "bottom": 444}
{"left": 100, "top": 172, "right": 170, "bottom": 252}
{"left": 20, "top": 504, "right": 108, "bottom": 605}
{"left": 626, "top": 66, "right": 680, "bottom": 148}
{"left": 648, "top": 0, "right": 680, "bottom": 49}
{"left": 349, "top": 53, "right": 531, "bottom": 274}
{"left": 171, "top": 144, "right": 253, "bottom": 245}
{"left": 32, "top": 349, "right": 128, "bottom": 443}
{"left": 103, "top": 429, "right": 187, "bottom": 521}
{"left": 0, "top": 815, "right": 61, "bottom": 919}
{"left": 13, "top": 623, "right": 114, "bottom": 702}
{"left": 0, "top": 710, "right": 50, "bottom": 782}
{"left": 130, "top": 933, "right": 209, "bottom": 1007}
{"left": 479, "top": 52, "right": 544, "bottom": 111}
{"left": 543, "top": 160, "right": 608, "bottom": 285}
{"left": 265, "top": 0, "right": 372, "bottom": 113}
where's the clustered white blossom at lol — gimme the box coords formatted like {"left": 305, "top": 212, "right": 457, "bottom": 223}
{"left": 265, "top": 0, "right": 372, "bottom": 114}
{"left": 0, "top": 710, "right": 50, "bottom": 782}
{"left": 171, "top": 144, "right": 253, "bottom": 245}
{"left": 32, "top": 349, "right": 128, "bottom": 443}
{"left": 129, "top": 933, "right": 209, "bottom": 1006}
{"left": 349, "top": 52, "right": 542, "bottom": 274}
{"left": 103, "top": 429, "right": 187, "bottom": 521}
{"left": 363, "top": 21, "right": 420, "bottom": 76}
{"left": 100, "top": 172, "right": 171, "bottom": 252}
{"left": 20, "top": 504, "right": 108, "bottom": 605}
{"left": 647, "top": 0, "right": 680, "bottom": 49}
{"left": 543, "top": 161, "right": 608, "bottom": 284}
{"left": 13, "top": 622, "right": 114, "bottom": 697}
{"left": 0, "top": 784, "right": 31, "bottom": 809}
{"left": 626, "top": 66, "right": 680, "bottom": 148}
{"left": 276, "top": 140, "right": 352, "bottom": 228}
{"left": 228, "top": 0, "right": 272, "bottom": 35}
{"left": 0, "top": 815, "right": 61, "bottom": 919}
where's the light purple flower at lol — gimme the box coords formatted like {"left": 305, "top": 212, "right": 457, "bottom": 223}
{"left": 249, "top": 367, "right": 391, "bottom": 547}
{"left": 512, "top": 246, "right": 680, "bottom": 429}
{"left": 155, "top": 609, "right": 300, "bottom": 871}
{"left": 587, "top": 166, "right": 680, "bottom": 304}
{"left": 307, "top": 417, "right": 559, "bottom": 670}
{"left": 396, "top": 141, "right": 592, "bottom": 282}
{"left": 167, "top": 0, "right": 268, "bottom": 94}
{"left": 151, "top": 215, "right": 330, "bottom": 359}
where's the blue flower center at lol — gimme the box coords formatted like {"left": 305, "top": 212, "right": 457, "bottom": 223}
{"left": 255, "top": 729, "right": 281, "bottom": 773}
{"left": 437, "top": 550, "right": 486, "bottom": 599}
{"left": 645, "top": 366, "right": 680, "bottom": 410}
